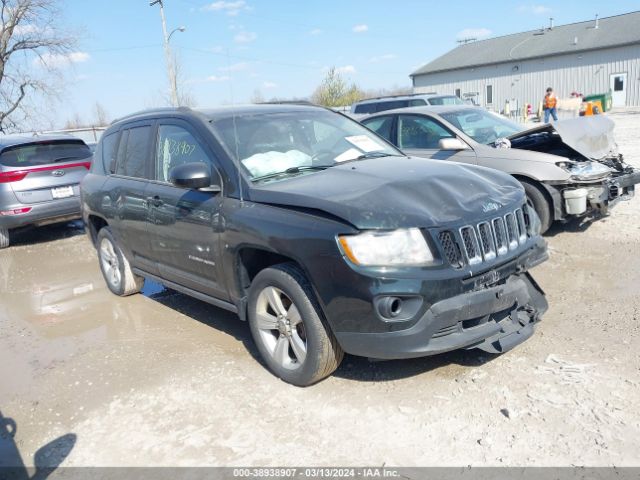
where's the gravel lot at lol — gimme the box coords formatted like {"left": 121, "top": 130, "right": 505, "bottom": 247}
{"left": 1, "top": 111, "right": 639, "bottom": 468}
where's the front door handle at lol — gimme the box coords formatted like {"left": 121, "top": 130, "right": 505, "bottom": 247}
{"left": 149, "top": 195, "right": 163, "bottom": 207}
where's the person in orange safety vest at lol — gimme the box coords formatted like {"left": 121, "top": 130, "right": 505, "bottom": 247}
{"left": 543, "top": 87, "right": 558, "bottom": 123}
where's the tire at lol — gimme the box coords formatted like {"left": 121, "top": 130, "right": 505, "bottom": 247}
{"left": 247, "top": 263, "right": 344, "bottom": 386}
{"left": 0, "top": 227, "right": 9, "bottom": 249}
{"left": 96, "top": 227, "right": 144, "bottom": 296}
{"left": 520, "top": 180, "right": 552, "bottom": 234}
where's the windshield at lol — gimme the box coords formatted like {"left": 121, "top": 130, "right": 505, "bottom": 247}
{"left": 0, "top": 140, "right": 91, "bottom": 167}
{"left": 439, "top": 109, "right": 524, "bottom": 144}
{"left": 427, "top": 96, "right": 465, "bottom": 106}
{"left": 209, "top": 109, "right": 401, "bottom": 182}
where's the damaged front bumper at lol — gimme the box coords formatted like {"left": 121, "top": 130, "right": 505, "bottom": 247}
{"left": 548, "top": 168, "right": 640, "bottom": 219}
{"left": 335, "top": 270, "right": 548, "bottom": 360}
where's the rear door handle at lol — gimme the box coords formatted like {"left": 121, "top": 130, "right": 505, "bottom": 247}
{"left": 149, "top": 195, "right": 163, "bottom": 207}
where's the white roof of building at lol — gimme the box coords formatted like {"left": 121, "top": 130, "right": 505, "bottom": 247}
{"left": 411, "top": 11, "right": 640, "bottom": 76}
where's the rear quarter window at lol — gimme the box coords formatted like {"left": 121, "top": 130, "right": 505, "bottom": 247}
{"left": 375, "top": 100, "right": 408, "bottom": 112}
{"left": 99, "top": 132, "right": 120, "bottom": 174}
{"left": 0, "top": 141, "right": 91, "bottom": 167}
{"left": 353, "top": 103, "right": 376, "bottom": 114}
{"left": 115, "top": 126, "right": 152, "bottom": 178}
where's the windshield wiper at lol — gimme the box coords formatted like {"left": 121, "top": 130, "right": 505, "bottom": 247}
{"left": 354, "top": 152, "right": 403, "bottom": 161}
{"left": 252, "top": 165, "right": 329, "bottom": 182}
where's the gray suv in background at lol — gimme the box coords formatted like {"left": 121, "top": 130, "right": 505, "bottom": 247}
{"left": 0, "top": 134, "right": 92, "bottom": 248}
{"left": 350, "top": 93, "right": 465, "bottom": 118}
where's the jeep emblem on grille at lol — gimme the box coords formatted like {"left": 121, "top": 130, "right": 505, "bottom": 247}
{"left": 51, "top": 170, "right": 65, "bottom": 177}
{"left": 482, "top": 202, "right": 501, "bottom": 213}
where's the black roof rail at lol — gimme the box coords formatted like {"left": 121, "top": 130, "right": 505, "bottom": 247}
{"left": 358, "top": 92, "right": 439, "bottom": 102}
{"left": 257, "top": 100, "right": 315, "bottom": 106}
{"left": 112, "top": 106, "right": 194, "bottom": 124}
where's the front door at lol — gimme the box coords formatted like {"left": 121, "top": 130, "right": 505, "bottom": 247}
{"left": 395, "top": 114, "right": 477, "bottom": 164}
{"left": 610, "top": 73, "right": 627, "bottom": 107}
{"left": 146, "top": 121, "right": 228, "bottom": 300}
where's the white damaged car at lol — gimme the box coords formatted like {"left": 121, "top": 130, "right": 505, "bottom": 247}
{"left": 361, "top": 106, "right": 640, "bottom": 233}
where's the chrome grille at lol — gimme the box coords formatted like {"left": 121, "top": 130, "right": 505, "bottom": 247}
{"left": 437, "top": 205, "right": 530, "bottom": 269}
{"left": 492, "top": 217, "right": 508, "bottom": 256}
{"left": 477, "top": 221, "right": 496, "bottom": 261}
{"left": 515, "top": 208, "right": 527, "bottom": 244}
{"left": 437, "top": 230, "right": 463, "bottom": 267}
{"left": 460, "top": 226, "right": 482, "bottom": 265}
{"left": 504, "top": 213, "right": 519, "bottom": 250}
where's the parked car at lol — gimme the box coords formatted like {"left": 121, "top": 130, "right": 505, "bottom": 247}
{"left": 81, "top": 104, "right": 549, "bottom": 386}
{"left": 361, "top": 106, "right": 640, "bottom": 233}
{"left": 0, "top": 134, "right": 93, "bottom": 248}
{"left": 350, "top": 94, "right": 464, "bottom": 118}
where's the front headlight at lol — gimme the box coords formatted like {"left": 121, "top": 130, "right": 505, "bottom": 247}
{"left": 556, "top": 161, "right": 612, "bottom": 181}
{"left": 337, "top": 228, "right": 435, "bottom": 266}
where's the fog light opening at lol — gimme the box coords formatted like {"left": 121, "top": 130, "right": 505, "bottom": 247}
{"left": 390, "top": 298, "right": 402, "bottom": 317}
{"left": 378, "top": 296, "right": 403, "bottom": 319}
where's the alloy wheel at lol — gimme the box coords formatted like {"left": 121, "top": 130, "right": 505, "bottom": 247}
{"left": 255, "top": 286, "right": 307, "bottom": 370}
{"left": 99, "top": 238, "right": 121, "bottom": 289}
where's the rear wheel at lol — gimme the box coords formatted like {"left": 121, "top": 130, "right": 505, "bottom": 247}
{"left": 520, "top": 180, "right": 552, "bottom": 234}
{"left": 248, "top": 263, "right": 343, "bottom": 386}
{"left": 97, "top": 227, "right": 143, "bottom": 296}
{"left": 0, "top": 227, "right": 9, "bottom": 249}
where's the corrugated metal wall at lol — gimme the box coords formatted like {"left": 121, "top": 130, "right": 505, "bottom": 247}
{"left": 412, "top": 44, "right": 640, "bottom": 110}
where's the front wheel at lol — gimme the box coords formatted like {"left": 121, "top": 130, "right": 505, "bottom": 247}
{"left": 96, "top": 227, "right": 144, "bottom": 296}
{"left": 520, "top": 180, "right": 552, "bottom": 234}
{"left": 248, "top": 263, "right": 343, "bottom": 386}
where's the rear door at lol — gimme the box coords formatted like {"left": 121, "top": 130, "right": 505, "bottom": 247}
{"left": 107, "top": 121, "right": 157, "bottom": 274}
{"left": 0, "top": 140, "right": 92, "bottom": 205}
{"left": 146, "top": 120, "right": 228, "bottom": 300}
{"left": 361, "top": 114, "right": 396, "bottom": 144}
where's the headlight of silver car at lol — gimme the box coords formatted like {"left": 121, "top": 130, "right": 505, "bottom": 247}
{"left": 338, "top": 228, "right": 435, "bottom": 266}
{"left": 556, "top": 161, "right": 612, "bottom": 181}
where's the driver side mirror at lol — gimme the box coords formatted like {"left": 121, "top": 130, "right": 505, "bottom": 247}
{"left": 169, "top": 162, "right": 221, "bottom": 192}
{"left": 438, "top": 138, "right": 469, "bottom": 151}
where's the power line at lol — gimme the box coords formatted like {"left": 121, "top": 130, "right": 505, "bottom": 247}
{"left": 85, "top": 44, "right": 162, "bottom": 53}
{"left": 175, "top": 44, "right": 409, "bottom": 76}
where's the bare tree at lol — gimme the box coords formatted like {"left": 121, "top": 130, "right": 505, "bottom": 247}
{"left": 63, "top": 111, "right": 83, "bottom": 129}
{"left": 92, "top": 101, "right": 108, "bottom": 126}
{"left": 362, "top": 85, "right": 413, "bottom": 99}
{"left": 161, "top": 51, "right": 195, "bottom": 107}
{"left": 310, "top": 67, "right": 364, "bottom": 107}
{"left": 250, "top": 88, "right": 264, "bottom": 104}
{"left": 0, "top": 0, "right": 78, "bottom": 132}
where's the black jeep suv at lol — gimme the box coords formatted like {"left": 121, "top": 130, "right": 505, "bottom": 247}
{"left": 81, "top": 104, "right": 549, "bottom": 386}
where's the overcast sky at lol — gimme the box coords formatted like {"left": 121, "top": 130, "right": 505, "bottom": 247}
{"left": 52, "top": 0, "right": 639, "bottom": 127}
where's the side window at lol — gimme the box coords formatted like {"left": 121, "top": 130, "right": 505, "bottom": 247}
{"left": 398, "top": 115, "right": 455, "bottom": 149}
{"left": 101, "top": 132, "right": 120, "bottom": 174}
{"left": 115, "top": 126, "right": 151, "bottom": 178}
{"left": 354, "top": 103, "right": 376, "bottom": 114}
{"left": 486, "top": 85, "right": 493, "bottom": 105}
{"left": 376, "top": 100, "right": 407, "bottom": 112}
{"left": 362, "top": 116, "right": 394, "bottom": 143}
{"left": 156, "top": 125, "right": 213, "bottom": 183}
{"left": 408, "top": 99, "right": 427, "bottom": 107}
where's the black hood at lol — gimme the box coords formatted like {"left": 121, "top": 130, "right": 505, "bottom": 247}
{"left": 249, "top": 156, "right": 525, "bottom": 229}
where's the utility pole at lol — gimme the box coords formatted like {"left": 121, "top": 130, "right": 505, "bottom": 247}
{"left": 150, "top": 0, "right": 179, "bottom": 107}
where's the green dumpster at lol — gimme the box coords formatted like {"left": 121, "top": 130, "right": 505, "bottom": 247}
{"left": 583, "top": 92, "right": 612, "bottom": 112}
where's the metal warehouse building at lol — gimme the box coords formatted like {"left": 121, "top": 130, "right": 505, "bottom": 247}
{"left": 411, "top": 11, "right": 640, "bottom": 112}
